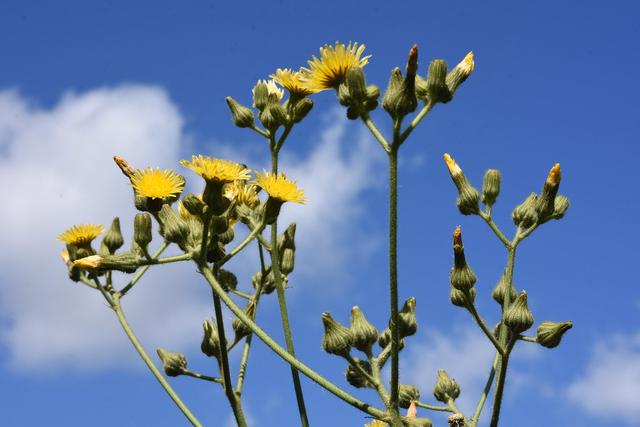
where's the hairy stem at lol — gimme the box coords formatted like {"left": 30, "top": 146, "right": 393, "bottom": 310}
{"left": 471, "top": 352, "right": 499, "bottom": 426}
{"left": 120, "top": 241, "right": 169, "bottom": 295}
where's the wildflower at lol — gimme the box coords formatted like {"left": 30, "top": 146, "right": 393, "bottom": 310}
{"left": 130, "top": 167, "right": 185, "bottom": 199}
{"left": 300, "top": 42, "right": 371, "bottom": 92}
{"left": 180, "top": 156, "right": 250, "bottom": 184}
{"left": 271, "top": 68, "right": 317, "bottom": 97}
{"left": 255, "top": 171, "right": 305, "bottom": 204}
{"left": 58, "top": 224, "right": 105, "bottom": 246}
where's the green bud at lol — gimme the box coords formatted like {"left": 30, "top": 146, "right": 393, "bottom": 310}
{"left": 450, "top": 227, "right": 477, "bottom": 291}
{"left": 321, "top": 312, "right": 353, "bottom": 357}
{"left": 537, "top": 164, "right": 561, "bottom": 219}
{"left": 206, "top": 240, "right": 226, "bottom": 263}
{"left": 217, "top": 268, "right": 237, "bottom": 291}
{"left": 445, "top": 52, "right": 474, "bottom": 97}
{"left": 450, "top": 286, "right": 476, "bottom": 308}
{"left": 156, "top": 204, "right": 189, "bottom": 246}
{"left": 134, "top": 194, "right": 163, "bottom": 212}
{"left": 492, "top": 270, "right": 517, "bottom": 306}
{"left": 482, "top": 169, "right": 501, "bottom": 207}
{"left": 202, "top": 181, "right": 230, "bottom": 216}
{"left": 201, "top": 319, "right": 225, "bottom": 359}
{"left": 156, "top": 348, "right": 187, "bottom": 377}
{"left": 433, "top": 369, "right": 460, "bottom": 403}
{"left": 447, "top": 413, "right": 466, "bottom": 427}
{"left": 399, "top": 384, "right": 421, "bottom": 409}
{"left": 252, "top": 81, "right": 270, "bottom": 111}
{"left": 382, "top": 68, "right": 403, "bottom": 115}
{"left": 549, "top": 195, "right": 570, "bottom": 221}
{"left": 425, "top": 59, "right": 452, "bottom": 104}
{"left": 290, "top": 97, "right": 313, "bottom": 123}
{"left": 338, "top": 83, "right": 351, "bottom": 106}
{"left": 444, "top": 154, "right": 480, "bottom": 215}
{"left": 218, "top": 225, "right": 235, "bottom": 245}
{"left": 504, "top": 291, "right": 535, "bottom": 334}
{"left": 377, "top": 328, "right": 405, "bottom": 352}
{"left": 225, "top": 96, "right": 254, "bottom": 128}
{"left": 536, "top": 321, "right": 573, "bottom": 348}
{"left": 262, "top": 197, "right": 284, "bottom": 225}
{"left": 415, "top": 74, "right": 429, "bottom": 100}
{"left": 346, "top": 67, "right": 367, "bottom": 104}
{"left": 259, "top": 103, "right": 287, "bottom": 131}
{"left": 210, "top": 215, "right": 229, "bottom": 235}
{"left": 232, "top": 300, "right": 256, "bottom": 342}
{"left": 277, "top": 223, "right": 296, "bottom": 274}
{"left": 512, "top": 193, "right": 539, "bottom": 229}
{"left": 345, "top": 358, "right": 373, "bottom": 388}
{"left": 366, "top": 85, "right": 380, "bottom": 102}
{"left": 396, "top": 297, "right": 418, "bottom": 338}
{"left": 133, "top": 213, "right": 152, "bottom": 251}
{"left": 252, "top": 267, "right": 277, "bottom": 295}
{"left": 349, "top": 306, "right": 378, "bottom": 353}
{"left": 101, "top": 217, "right": 124, "bottom": 255}
{"left": 382, "top": 46, "right": 419, "bottom": 120}
{"left": 182, "top": 193, "right": 206, "bottom": 217}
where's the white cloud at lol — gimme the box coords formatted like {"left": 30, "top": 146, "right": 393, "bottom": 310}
{"left": 0, "top": 88, "right": 381, "bottom": 372}
{"left": 567, "top": 333, "right": 640, "bottom": 424}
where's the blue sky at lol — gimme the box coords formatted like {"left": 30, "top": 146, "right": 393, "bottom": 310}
{"left": 1, "top": 1, "right": 639, "bottom": 426}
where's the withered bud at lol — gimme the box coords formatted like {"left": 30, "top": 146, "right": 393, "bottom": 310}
{"left": 492, "top": 270, "right": 518, "bottom": 306}
{"left": 450, "top": 226, "right": 477, "bottom": 291}
{"left": 232, "top": 300, "right": 256, "bottom": 341}
{"left": 512, "top": 193, "right": 539, "bottom": 229}
{"left": 433, "top": 369, "right": 460, "bottom": 403}
{"left": 345, "top": 358, "right": 374, "bottom": 388}
{"left": 504, "top": 291, "right": 535, "bottom": 334}
{"left": 536, "top": 321, "right": 573, "bottom": 349}
{"left": 321, "top": 312, "right": 353, "bottom": 357}
{"left": 156, "top": 348, "right": 187, "bottom": 377}
{"left": 397, "top": 297, "right": 418, "bottom": 338}
{"left": 399, "top": 384, "right": 421, "bottom": 409}
{"left": 201, "top": 319, "right": 225, "bottom": 359}
{"left": 349, "top": 306, "right": 378, "bottom": 353}
{"left": 444, "top": 154, "right": 480, "bottom": 215}
{"left": 113, "top": 155, "right": 135, "bottom": 179}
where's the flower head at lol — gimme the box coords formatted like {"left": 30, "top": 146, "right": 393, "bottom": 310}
{"left": 255, "top": 171, "right": 305, "bottom": 204}
{"left": 224, "top": 181, "right": 260, "bottom": 208}
{"left": 58, "top": 224, "right": 105, "bottom": 246}
{"left": 252, "top": 79, "right": 284, "bottom": 105}
{"left": 271, "top": 68, "right": 318, "bottom": 97}
{"left": 180, "top": 156, "right": 251, "bottom": 184}
{"left": 300, "top": 42, "right": 371, "bottom": 92}
{"left": 131, "top": 167, "right": 185, "bottom": 199}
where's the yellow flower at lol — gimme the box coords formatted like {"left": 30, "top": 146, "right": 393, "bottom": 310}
{"left": 364, "top": 420, "right": 387, "bottom": 427}
{"left": 255, "top": 171, "right": 306, "bottom": 204}
{"left": 271, "top": 68, "right": 318, "bottom": 97}
{"left": 180, "top": 155, "right": 251, "bottom": 184}
{"left": 443, "top": 153, "right": 462, "bottom": 177}
{"left": 131, "top": 167, "right": 185, "bottom": 199}
{"left": 546, "top": 163, "right": 561, "bottom": 186}
{"left": 300, "top": 42, "right": 371, "bottom": 92}
{"left": 58, "top": 224, "right": 105, "bottom": 246}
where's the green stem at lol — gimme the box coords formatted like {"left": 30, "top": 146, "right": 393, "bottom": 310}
{"left": 398, "top": 101, "right": 433, "bottom": 144}
{"left": 120, "top": 241, "right": 169, "bottom": 296}
{"left": 368, "top": 352, "right": 390, "bottom": 406}
{"left": 414, "top": 401, "right": 453, "bottom": 413}
{"left": 361, "top": 112, "right": 391, "bottom": 152}
{"left": 142, "top": 253, "right": 192, "bottom": 265}
{"left": 216, "top": 222, "right": 265, "bottom": 268}
{"left": 489, "top": 339, "right": 515, "bottom": 427}
{"left": 388, "top": 146, "right": 402, "bottom": 426}
{"left": 479, "top": 212, "right": 512, "bottom": 249}
{"left": 471, "top": 352, "right": 499, "bottom": 426}
{"left": 464, "top": 296, "right": 506, "bottom": 356}
{"left": 182, "top": 369, "right": 223, "bottom": 384}
{"left": 447, "top": 398, "right": 463, "bottom": 415}
{"left": 78, "top": 274, "right": 98, "bottom": 290}
{"left": 518, "top": 335, "right": 537, "bottom": 343}
{"left": 200, "top": 267, "right": 388, "bottom": 421}
{"left": 270, "top": 142, "right": 310, "bottom": 427}
{"left": 345, "top": 354, "right": 378, "bottom": 390}
{"left": 111, "top": 293, "right": 202, "bottom": 427}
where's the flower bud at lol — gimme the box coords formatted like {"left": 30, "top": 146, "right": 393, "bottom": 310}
{"left": 290, "top": 97, "right": 314, "bottom": 123}
{"left": 504, "top": 291, "right": 534, "bottom": 334}
{"left": 450, "top": 286, "right": 476, "bottom": 308}
{"left": 133, "top": 213, "right": 153, "bottom": 251}
{"left": 425, "top": 59, "right": 451, "bottom": 104}
{"left": 382, "top": 46, "right": 419, "bottom": 120}
{"left": 512, "top": 193, "right": 539, "bottom": 229}
{"left": 252, "top": 81, "right": 270, "bottom": 111}
{"left": 444, "top": 154, "right": 480, "bottom": 215}
{"left": 346, "top": 67, "right": 368, "bottom": 105}
{"left": 445, "top": 52, "right": 474, "bottom": 97}
{"left": 492, "top": 270, "right": 518, "bottom": 306}
{"left": 549, "top": 195, "right": 570, "bottom": 221}
{"left": 210, "top": 215, "right": 229, "bottom": 234}
{"left": 259, "top": 103, "right": 287, "bottom": 131}
{"left": 447, "top": 413, "right": 466, "bottom": 427}
{"left": 433, "top": 369, "right": 460, "bottom": 403}
{"left": 277, "top": 223, "right": 296, "bottom": 275}
{"left": 201, "top": 319, "right": 225, "bottom": 359}
{"left": 101, "top": 217, "right": 124, "bottom": 255}
{"left": 182, "top": 193, "right": 206, "bottom": 217}
{"left": 156, "top": 205, "right": 189, "bottom": 246}
{"left": 345, "top": 358, "right": 373, "bottom": 388}
{"left": 377, "top": 328, "right": 405, "bottom": 352}
{"left": 450, "top": 226, "right": 477, "bottom": 291}
{"left": 74, "top": 252, "right": 141, "bottom": 273}
{"left": 537, "top": 163, "right": 561, "bottom": 219}
{"left": 156, "top": 348, "right": 187, "bottom": 377}
{"left": 251, "top": 267, "right": 277, "bottom": 294}
{"left": 321, "top": 312, "right": 353, "bottom": 357}
{"left": 349, "top": 306, "right": 378, "bottom": 353}
{"left": 536, "top": 321, "right": 573, "bottom": 348}
{"left": 399, "top": 384, "right": 421, "bottom": 409}
{"left": 218, "top": 225, "right": 235, "bottom": 245}
{"left": 482, "top": 169, "right": 501, "bottom": 207}
{"left": 206, "top": 240, "right": 226, "bottom": 263}
{"left": 232, "top": 300, "right": 256, "bottom": 342}
{"left": 202, "top": 181, "right": 230, "bottom": 216}
{"left": 396, "top": 297, "right": 418, "bottom": 338}
{"left": 225, "top": 96, "right": 254, "bottom": 128}
{"left": 217, "top": 268, "right": 237, "bottom": 291}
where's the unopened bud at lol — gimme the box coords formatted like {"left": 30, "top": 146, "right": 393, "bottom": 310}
{"left": 156, "top": 348, "right": 187, "bottom": 377}
{"left": 482, "top": 169, "right": 501, "bottom": 207}
{"left": 425, "top": 59, "right": 451, "bottom": 104}
{"left": 133, "top": 213, "right": 152, "bottom": 251}
{"left": 512, "top": 193, "right": 539, "bottom": 229}
{"left": 444, "top": 154, "right": 480, "bottom": 215}
{"left": 217, "top": 269, "right": 237, "bottom": 291}
{"left": 182, "top": 193, "right": 206, "bottom": 217}
{"left": 232, "top": 300, "right": 256, "bottom": 341}
{"left": 396, "top": 297, "right": 418, "bottom": 338}
{"left": 252, "top": 267, "right": 277, "bottom": 295}
{"left": 492, "top": 270, "right": 517, "bottom": 306}
{"left": 447, "top": 413, "right": 466, "bottom": 427}
{"left": 74, "top": 253, "right": 140, "bottom": 273}
{"left": 399, "top": 384, "right": 421, "bottom": 409}
{"left": 536, "top": 321, "right": 573, "bottom": 348}
{"left": 537, "top": 163, "right": 562, "bottom": 220}
{"left": 218, "top": 225, "right": 235, "bottom": 245}
{"left": 225, "top": 96, "right": 255, "bottom": 128}
{"left": 450, "top": 286, "right": 476, "bottom": 308}
{"left": 156, "top": 205, "right": 189, "bottom": 246}
{"left": 349, "top": 306, "right": 378, "bottom": 353}
{"left": 201, "top": 319, "right": 225, "bottom": 359}
{"left": 504, "top": 291, "right": 535, "bottom": 334}
{"left": 450, "top": 226, "right": 477, "bottom": 291}
{"left": 346, "top": 67, "right": 367, "bottom": 104}
{"left": 549, "top": 195, "right": 570, "bottom": 221}
{"left": 290, "top": 97, "right": 314, "bottom": 123}
{"left": 382, "top": 47, "right": 419, "bottom": 121}
{"left": 345, "top": 358, "right": 373, "bottom": 388}
{"left": 433, "top": 369, "right": 460, "bottom": 403}
{"left": 259, "top": 103, "right": 287, "bottom": 130}
{"left": 321, "top": 312, "right": 353, "bottom": 357}
{"left": 210, "top": 215, "right": 229, "bottom": 234}
{"left": 252, "top": 81, "right": 270, "bottom": 111}
{"left": 113, "top": 155, "right": 135, "bottom": 179}
{"left": 446, "top": 52, "right": 474, "bottom": 97}
{"left": 377, "top": 328, "right": 405, "bottom": 352}
{"left": 101, "top": 217, "right": 124, "bottom": 255}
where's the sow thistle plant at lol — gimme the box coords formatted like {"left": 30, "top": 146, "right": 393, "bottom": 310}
{"left": 58, "top": 41, "right": 572, "bottom": 427}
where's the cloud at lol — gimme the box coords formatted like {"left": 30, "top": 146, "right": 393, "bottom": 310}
{"left": 0, "top": 88, "right": 381, "bottom": 372}
{"left": 567, "top": 333, "right": 640, "bottom": 424}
